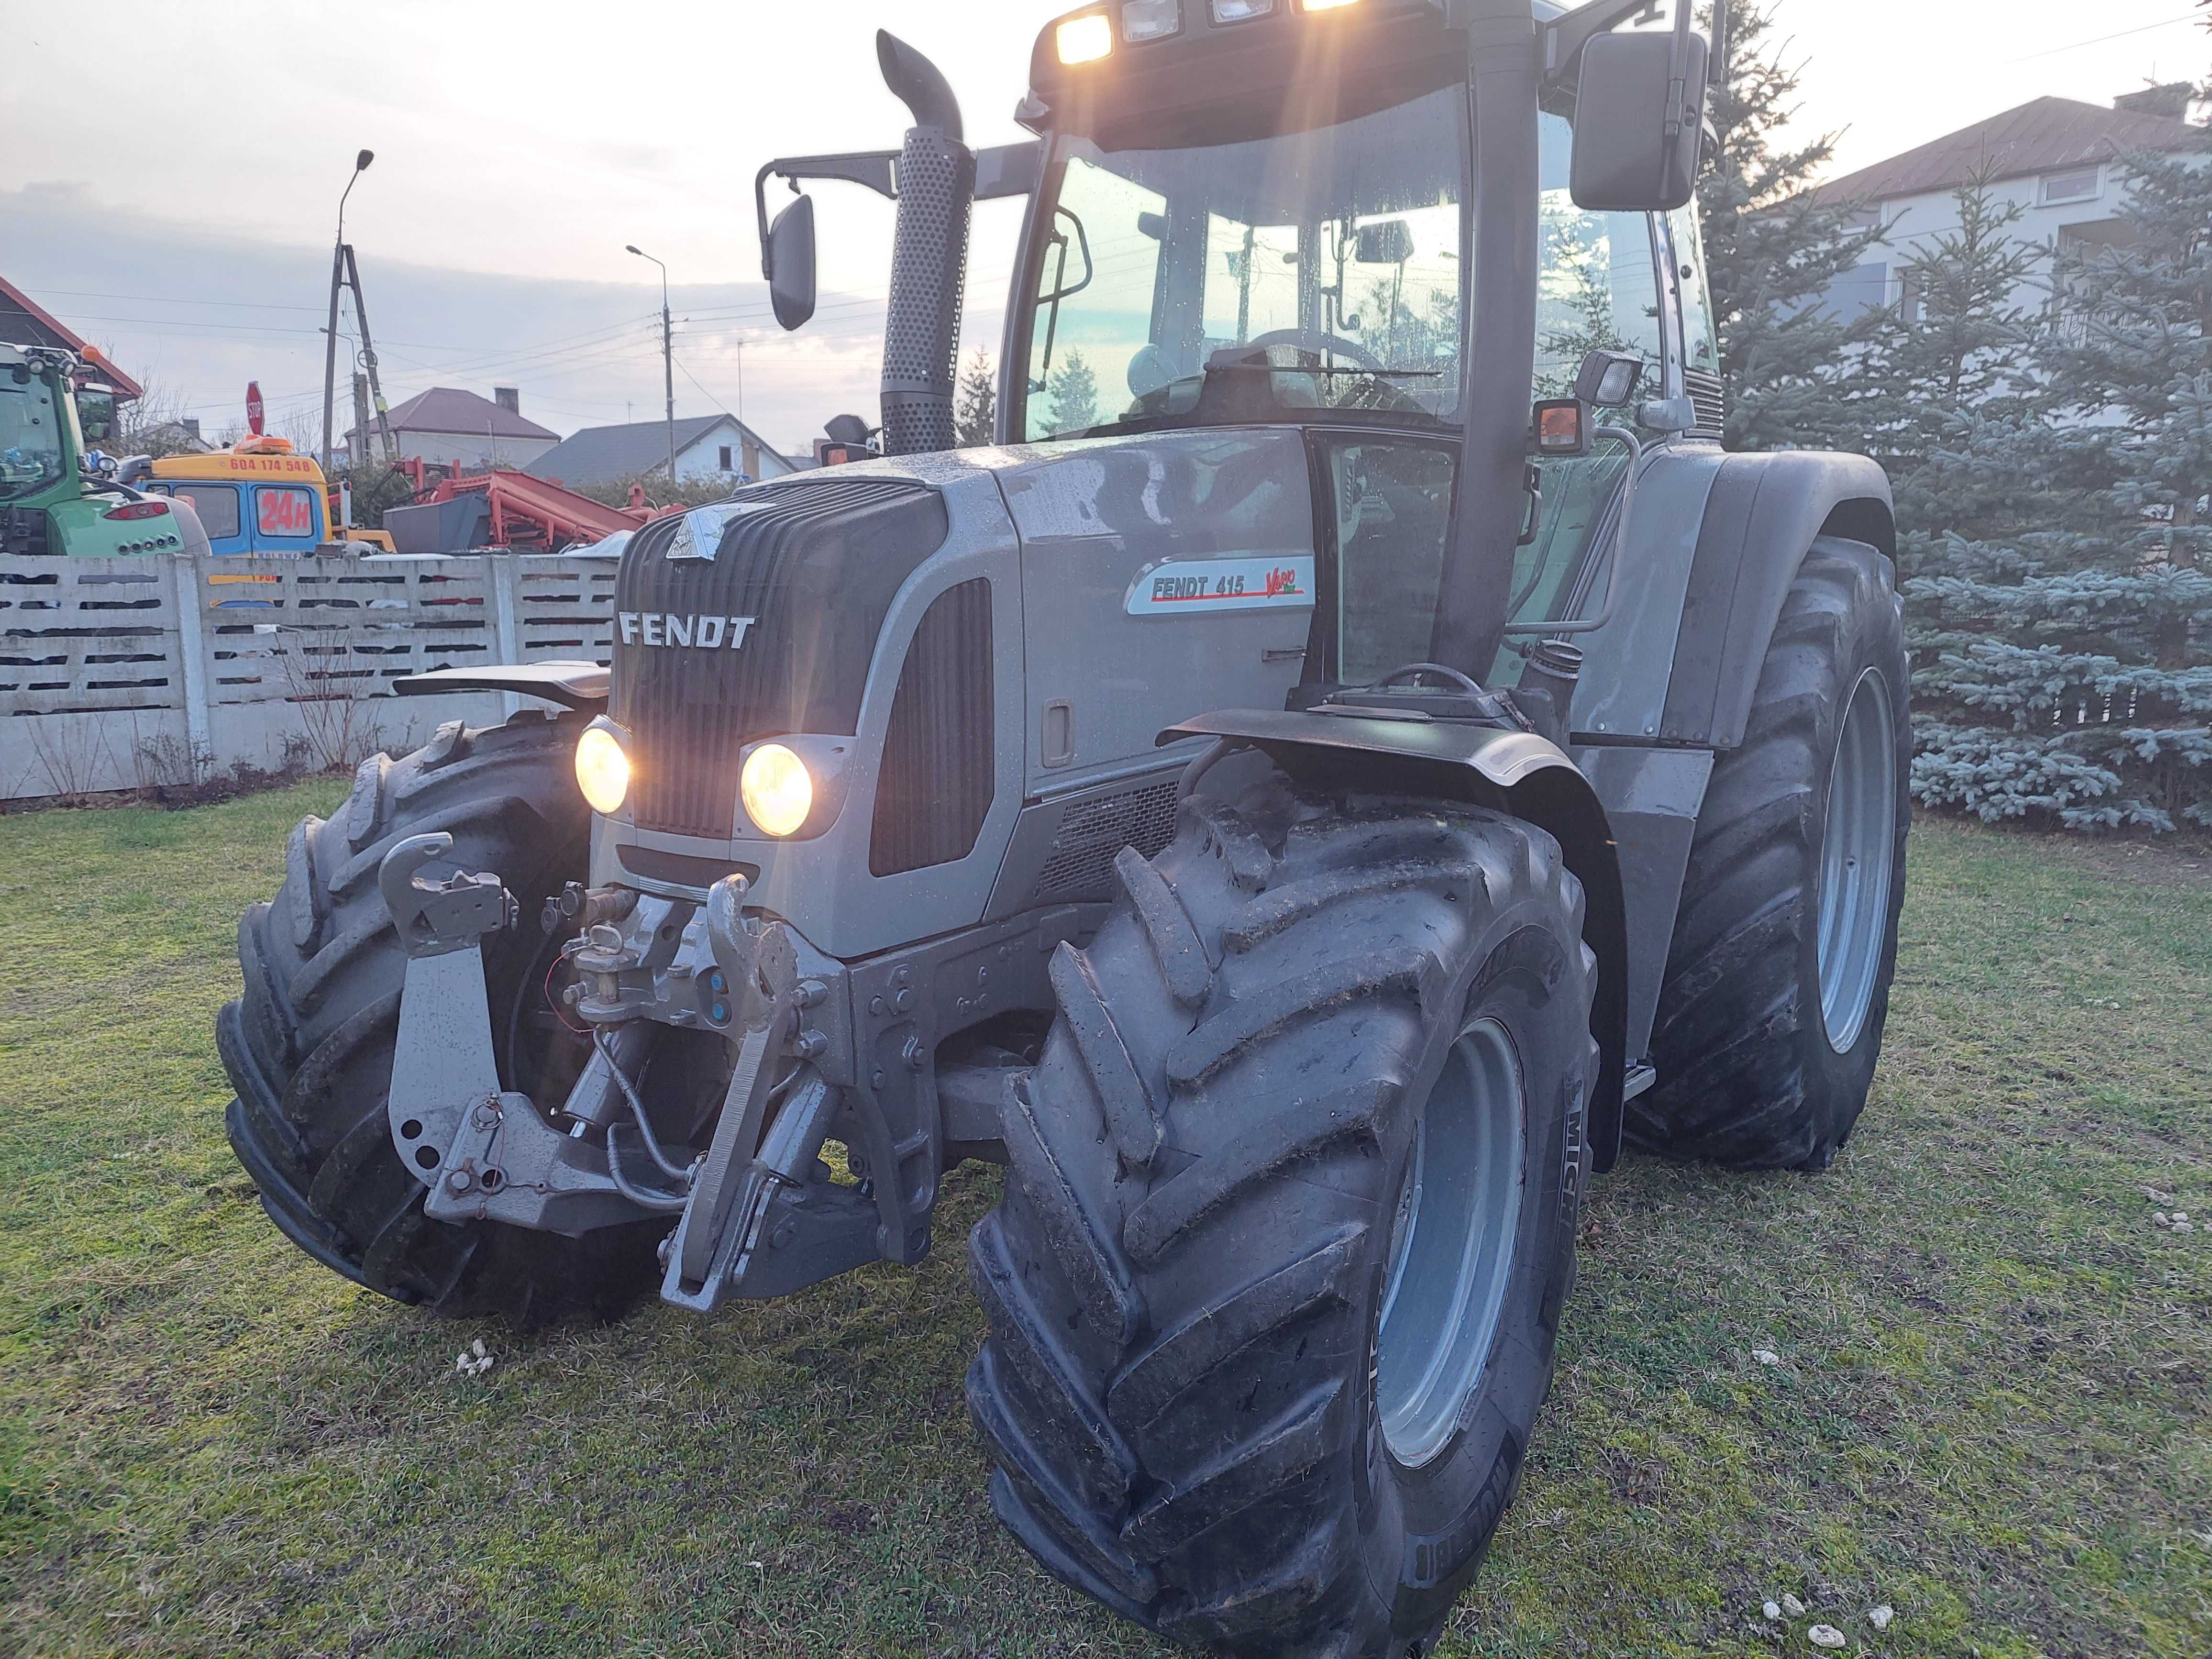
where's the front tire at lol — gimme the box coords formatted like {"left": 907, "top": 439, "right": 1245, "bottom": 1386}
{"left": 1630, "top": 536, "right": 1912, "bottom": 1170}
{"left": 218, "top": 709, "right": 664, "bottom": 1324}
{"left": 967, "top": 778, "right": 1596, "bottom": 1656}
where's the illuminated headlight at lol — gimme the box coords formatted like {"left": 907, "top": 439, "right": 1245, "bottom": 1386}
{"left": 741, "top": 743, "right": 814, "bottom": 838}
{"left": 1121, "top": 0, "right": 1181, "bottom": 41}
{"left": 1210, "top": 0, "right": 1275, "bottom": 18}
{"left": 574, "top": 724, "right": 630, "bottom": 816}
{"left": 1056, "top": 11, "right": 1113, "bottom": 63}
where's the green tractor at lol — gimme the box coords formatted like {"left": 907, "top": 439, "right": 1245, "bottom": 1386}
{"left": 0, "top": 343, "right": 210, "bottom": 558}
{"left": 218, "top": 1, "right": 1909, "bottom": 1652}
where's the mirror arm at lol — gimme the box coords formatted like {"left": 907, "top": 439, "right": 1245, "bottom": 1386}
{"left": 752, "top": 152, "right": 899, "bottom": 278}
{"left": 1541, "top": 0, "right": 1659, "bottom": 87}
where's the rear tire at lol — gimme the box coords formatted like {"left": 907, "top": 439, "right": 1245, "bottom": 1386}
{"left": 1630, "top": 536, "right": 1911, "bottom": 1170}
{"left": 218, "top": 709, "right": 665, "bottom": 1324}
{"left": 967, "top": 777, "right": 1597, "bottom": 1657}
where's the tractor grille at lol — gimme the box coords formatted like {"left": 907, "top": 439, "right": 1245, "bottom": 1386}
{"left": 1685, "top": 367, "right": 1726, "bottom": 442}
{"left": 610, "top": 477, "right": 948, "bottom": 839}
{"left": 870, "top": 579, "right": 994, "bottom": 876}
{"left": 1030, "top": 779, "right": 1180, "bottom": 905}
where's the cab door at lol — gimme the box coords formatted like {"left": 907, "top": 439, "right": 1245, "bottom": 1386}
{"left": 163, "top": 482, "right": 248, "bottom": 553}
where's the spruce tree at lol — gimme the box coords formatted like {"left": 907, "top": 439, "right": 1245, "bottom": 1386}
{"left": 1045, "top": 349, "right": 1098, "bottom": 435}
{"left": 954, "top": 349, "right": 997, "bottom": 447}
{"left": 1698, "top": 1, "right": 1886, "bottom": 451}
{"left": 1901, "top": 144, "right": 2212, "bottom": 831}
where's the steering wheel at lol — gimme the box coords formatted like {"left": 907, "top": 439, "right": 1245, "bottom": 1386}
{"left": 1244, "top": 329, "right": 1387, "bottom": 372}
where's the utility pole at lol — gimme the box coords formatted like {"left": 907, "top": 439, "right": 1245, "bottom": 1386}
{"left": 342, "top": 244, "right": 398, "bottom": 465}
{"left": 627, "top": 244, "right": 677, "bottom": 484}
{"left": 351, "top": 371, "right": 372, "bottom": 478}
{"left": 321, "top": 150, "right": 375, "bottom": 475}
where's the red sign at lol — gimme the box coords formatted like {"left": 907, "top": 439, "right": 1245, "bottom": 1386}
{"left": 246, "top": 381, "right": 265, "bottom": 436}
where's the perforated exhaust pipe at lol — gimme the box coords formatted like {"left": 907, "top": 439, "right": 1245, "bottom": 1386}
{"left": 876, "top": 32, "right": 975, "bottom": 456}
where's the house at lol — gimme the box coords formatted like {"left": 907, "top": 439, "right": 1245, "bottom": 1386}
{"left": 345, "top": 385, "right": 558, "bottom": 471}
{"left": 0, "top": 274, "right": 144, "bottom": 401}
{"left": 530, "top": 413, "right": 796, "bottom": 490}
{"left": 1804, "top": 86, "right": 2204, "bottom": 326}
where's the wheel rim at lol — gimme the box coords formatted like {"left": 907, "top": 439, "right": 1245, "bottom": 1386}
{"left": 1374, "top": 1018, "right": 1526, "bottom": 1468}
{"left": 1817, "top": 667, "right": 1898, "bottom": 1053}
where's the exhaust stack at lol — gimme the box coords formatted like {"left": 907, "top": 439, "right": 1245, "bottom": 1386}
{"left": 876, "top": 33, "right": 975, "bottom": 456}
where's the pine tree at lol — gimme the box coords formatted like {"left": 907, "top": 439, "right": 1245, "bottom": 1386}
{"left": 1045, "top": 349, "right": 1098, "bottom": 435}
{"left": 1858, "top": 177, "right": 2045, "bottom": 476}
{"left": 954, "top": 349, "right": 997, "bottom": 447}
{"left": 1901, "top": 143, "right": 2212, "bottom": 832}
{"left": 1698, "top": 1, "right": 1887, "bottom": 451}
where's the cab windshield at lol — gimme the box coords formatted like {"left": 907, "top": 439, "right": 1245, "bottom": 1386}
{"left": 1018, "top": 82, "right": 1468, "bottom": 442}
{"left": 0, "top": 374, "right": 67, "bottom": 501}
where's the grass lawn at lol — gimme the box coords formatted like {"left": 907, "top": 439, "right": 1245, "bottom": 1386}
{"left": 2, "top": 785, "right": 2208, "bottom": 1658}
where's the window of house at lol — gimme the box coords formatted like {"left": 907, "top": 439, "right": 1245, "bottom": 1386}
{"left": 1899, "top": 265, "right": 1924, "bottom": 325}
{"left": 2040, "top": 166, "right": 2101, "bottom": 207}
{"left": 718, "top": 444, "right": 733, "bottom": 471}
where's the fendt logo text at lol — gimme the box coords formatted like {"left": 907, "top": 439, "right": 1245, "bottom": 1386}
{"left": 618, "top": 612, "right": 759, "bottom": 649}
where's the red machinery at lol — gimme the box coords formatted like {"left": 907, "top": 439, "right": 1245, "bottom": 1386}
{"left": 386, "top": 460, "right": 653, "bottom": 553}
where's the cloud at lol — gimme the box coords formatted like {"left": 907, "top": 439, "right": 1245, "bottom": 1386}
{"left": 0, "top": 185, "right": 1005, "bottom": 457}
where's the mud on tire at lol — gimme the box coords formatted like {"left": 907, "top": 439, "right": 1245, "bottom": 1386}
{"left": 219, "top": 709, "right": 665, "bottom": 1324}
{"left": 1630, "top": 536, "right": 1912, "bottom": 1170}
{"left": 967, "top": 773, "right": 1597, "bottom": 1657}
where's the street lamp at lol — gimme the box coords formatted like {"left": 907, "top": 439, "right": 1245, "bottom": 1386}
{"left": 321, "top": 150, "right": 375, "bottom": 472}
{"left": 627, "top": 244, "right": 678, "bottom": 487}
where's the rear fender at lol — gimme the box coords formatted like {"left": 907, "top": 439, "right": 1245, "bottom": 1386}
{"left": 1659, "top": 451, "right": 1895, "bottom": 748}
{"left": 1163, "top": 709, "right": 1630, "bottom": 1174}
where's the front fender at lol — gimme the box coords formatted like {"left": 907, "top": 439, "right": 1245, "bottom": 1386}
{"left": 1163, "top": 709, "right": 1630, "bottom": 1174}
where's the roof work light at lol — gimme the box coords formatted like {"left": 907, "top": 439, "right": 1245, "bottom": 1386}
{"left": 1056, "top": 11, "right": 1114, "bottom": 62}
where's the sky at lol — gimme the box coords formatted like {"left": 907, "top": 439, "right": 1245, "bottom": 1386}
{"left": 2, "top": 0, "right": 2206, "bottom": 459}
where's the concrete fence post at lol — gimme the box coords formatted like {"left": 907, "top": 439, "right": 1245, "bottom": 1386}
{"left": 489, "top": 555, "right": 522, "bottom": 720}
{"left": 171, "top": 553, "right": 214, "bottom": 780}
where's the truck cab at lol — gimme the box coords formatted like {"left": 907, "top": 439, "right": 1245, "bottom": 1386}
{"left": 147, "top": 439, "right": 338, "bottom": 556}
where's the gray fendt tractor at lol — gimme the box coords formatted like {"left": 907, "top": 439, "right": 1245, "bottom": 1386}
{"left": 219, "top": 1, "right": 1909, "bottom": 1651}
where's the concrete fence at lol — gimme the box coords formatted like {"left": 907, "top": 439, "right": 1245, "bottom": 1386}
{"left": 0, "top": 553, "right": 616, "bottom": 802}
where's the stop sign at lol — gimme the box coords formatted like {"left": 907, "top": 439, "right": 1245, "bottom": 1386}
{"left": 247, "top": 382, "right": 265, "bottom": 436}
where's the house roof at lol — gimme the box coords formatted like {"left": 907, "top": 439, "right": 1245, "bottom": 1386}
{"left": 0, "top": 276, "right": 145, "bottom": 399}
{"left": 1804, "top": 96, "right": 2204, "bottom": 208}
{"left": 530, "top": 413, "right": 792, "bottom": 487}
{"left": 375, "top": 386, "right": 557, "bottom": 441}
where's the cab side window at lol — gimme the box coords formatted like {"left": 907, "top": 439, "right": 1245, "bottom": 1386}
{"left": 1535, "top": 111, "right": 1664, "bottom": 394}
{"left": 172, "top": 483, "right": 242, "bottom": 541}
{"left": 1327, "top": 438, "right": 1457, "bottom": 686}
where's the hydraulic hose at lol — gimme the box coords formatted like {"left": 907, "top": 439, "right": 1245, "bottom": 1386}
{"left": 604, "top": 1121, "right": 691, "bottom": 1214}
{"left": 594, "top": 1028, "right": 694, "bottom": 1183}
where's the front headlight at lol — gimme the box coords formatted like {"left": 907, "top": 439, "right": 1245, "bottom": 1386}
{"left": 574, "top": 724, "right": 630, "bottom": 816}
{"left": 741, "top": 743, "right": 813, "bottom": 837}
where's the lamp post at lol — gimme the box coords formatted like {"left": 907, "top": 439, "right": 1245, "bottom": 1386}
{"left": 320, "top": 149, "right": 374, "bottom": 474}
{"left": 627, "top": 244, "right": 678, "bottom": 486}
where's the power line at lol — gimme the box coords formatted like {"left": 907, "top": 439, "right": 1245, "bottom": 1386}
{"left": 2004, "top": 11, "right": 2204, "bottom": 62}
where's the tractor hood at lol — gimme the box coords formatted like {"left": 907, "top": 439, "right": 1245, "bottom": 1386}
{"left": 599, "top": 427, "right": 1315, "bottom": 959}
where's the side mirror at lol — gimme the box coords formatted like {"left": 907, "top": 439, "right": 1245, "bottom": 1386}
{"left": 1354, "top": 220, "right": 1416, "bottom": 265}
{"left": 1573, "top": 349, "right": 1645, "bottom": 408}
{"left": 765, "top": 194, "right": 818, "bottom": 331}
{"left": 1569, "top": 28, "right": 1709, "bottom": 212}
{"left": 824, "top": 413, "right": 874, "bottom": 449}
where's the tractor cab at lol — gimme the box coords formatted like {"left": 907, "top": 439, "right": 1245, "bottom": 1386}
{"left": 1005, "top": 0, "right": 1724, "bottom": 693}
{"left": 0, "top": 343, "right": 206, "bottom": 558}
